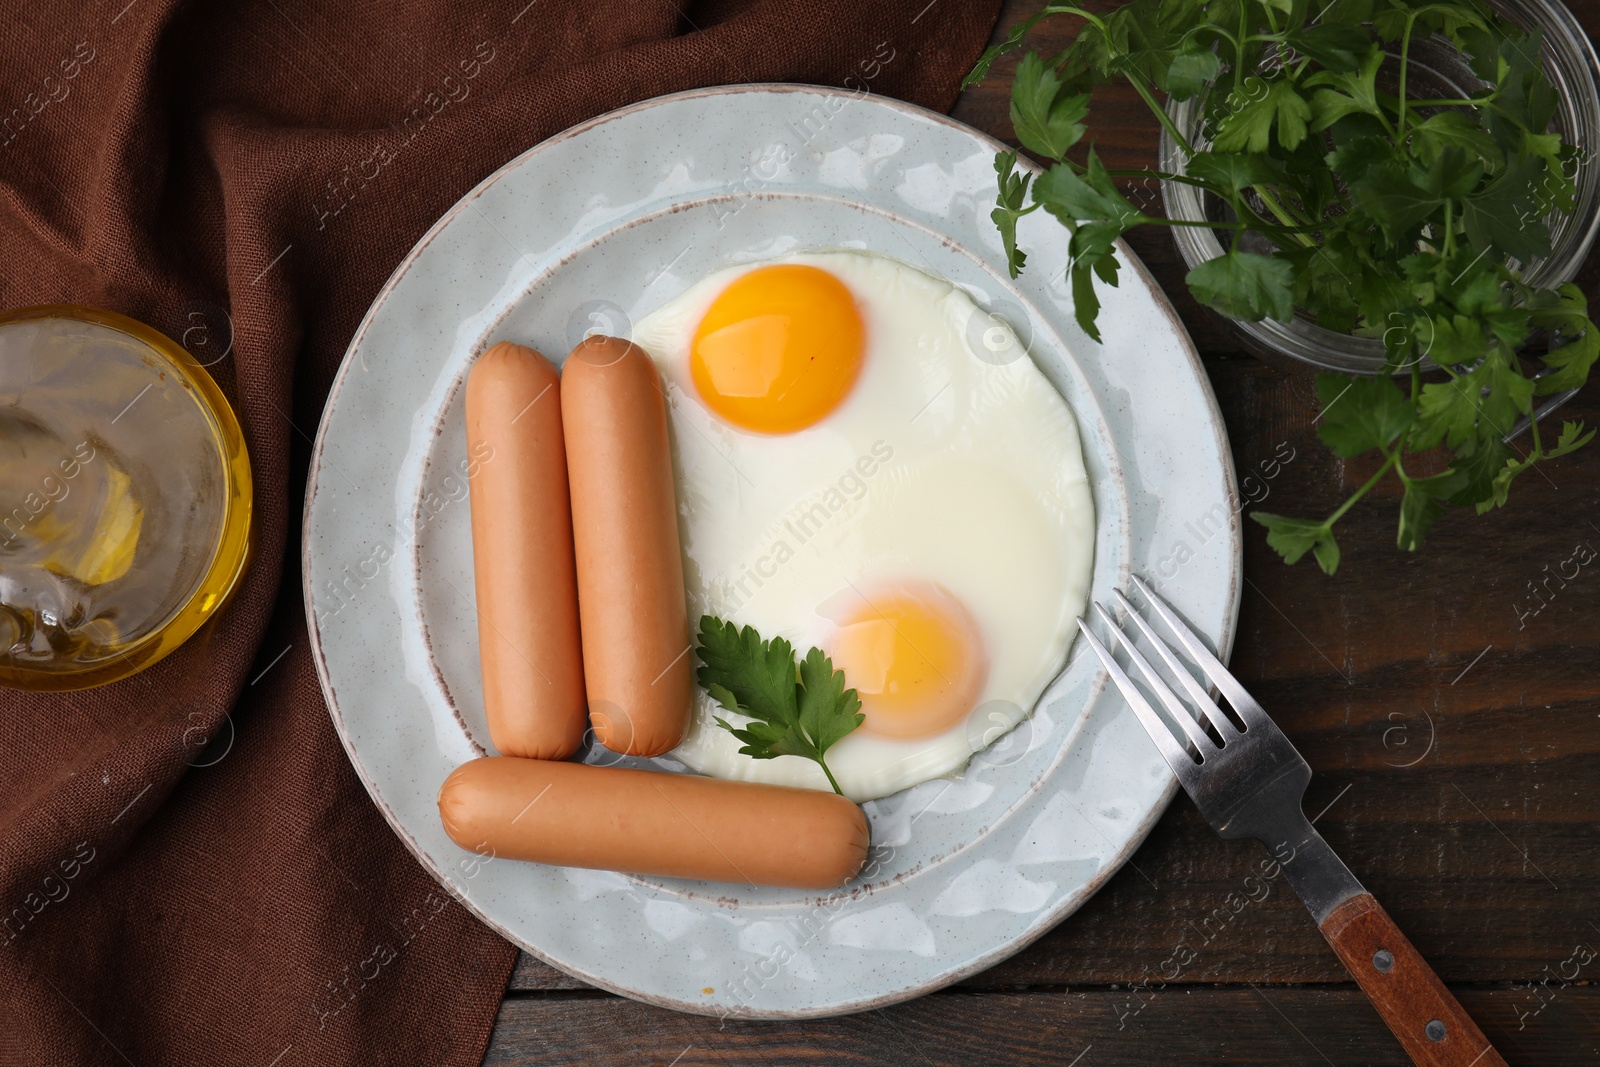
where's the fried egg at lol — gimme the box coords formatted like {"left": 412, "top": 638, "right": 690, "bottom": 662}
{"left": 629, "top": 251, "right": 1094, "bottom": 802}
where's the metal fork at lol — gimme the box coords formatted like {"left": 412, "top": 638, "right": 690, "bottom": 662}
{"left": 1078, "top": 577, "right": 1505, "bottom": 1067}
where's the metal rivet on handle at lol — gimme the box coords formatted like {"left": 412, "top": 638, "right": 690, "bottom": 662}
{"left": 1372, "top": 949, "right": 1394, "bottom": 973}
{"left": 1426, "top": 1019, "right": 1448, "bottom": 1042}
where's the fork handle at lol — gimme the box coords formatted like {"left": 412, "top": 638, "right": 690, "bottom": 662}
{"left": 1319, "top": 893, "right": 1505, "bottom": 1066}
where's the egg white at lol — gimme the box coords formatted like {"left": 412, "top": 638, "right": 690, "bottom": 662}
{"left": 629, "top": 251, "right": 1094, "bottom": 802}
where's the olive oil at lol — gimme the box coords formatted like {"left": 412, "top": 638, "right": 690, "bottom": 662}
{"left": 0, "top": 307, "right": 251, "bottom": 690}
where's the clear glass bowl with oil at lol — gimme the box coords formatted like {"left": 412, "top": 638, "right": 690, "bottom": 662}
{"left": 0, "top": 305, "right": 252, "bottom": 690}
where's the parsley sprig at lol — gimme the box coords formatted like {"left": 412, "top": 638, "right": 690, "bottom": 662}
{"left": 966, "top": 0, "right": 1598, "bottom": 571}
{"left": 694, "top": 616, "right": 864, "bottom": 795}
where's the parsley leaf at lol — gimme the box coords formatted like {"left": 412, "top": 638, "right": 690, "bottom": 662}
{"left": 1460, "top": 154, "right": 1550, "bottom": 261}
{"left": 1213, "top": 77, "right": 1313, "bottom": 152}
{"left": 1315, "top": 372, "right": 1413, "bottom": 457}
{"left": 1413, "top": 363, "right": 1490, "bottom": 450}
{"left": 1425, "top": 312, "right": 1489, "bottom": 368}
{"left": 1397, "top": 468, "right": 1468, "bottom": 551}
{"left": 1287, "top": 242, "right": 1361, "bottom": 332}
{"left": 1186, "top": 151, "right": 1286, "bottom": 194}
{"left": 1544, "top": 419, "right": 1597, "bottom": 460}
{"left": 796, "top": 647, "right": 862, "bottom": 756}
{"left": 963, "top": 13, "right": 1044, "bottom": 90}
{"left": 1165, "top": 40, "right": 1223, "bottom": 98}
{"left": 1067, "top": 218, "right": 1124, "bottom": 341}
{"left": 1349, "top": 162, "right": 1442, "bottom": 245}
{"left": 1251, "top": 512, "right": 1342, "bottom": 574}
{"left": 1011, "top": 52, "right": 1091, "bottom": 162}
{"left": 991, "top": 150, "right": 1035, "bottom": 279}
{"left": 1477, "top": 420, "right": 1593, "bottom": 515}
{"left": 695, "top": 616, "right": 863, "bottom": 795}
{"left": 1443, "top": 435, "right": 1513, "bottom": 507}
{"left": 1306, "top": 44, "right": 1386, "bottom": 130}
{"left": 1032, "top": 150, "right": 1141, "bottom": 341}
{"left": 1185, "top": 248, "right": 1294, "bottom": 322}
{"left": 1284, "top": 24, "right": 1371, "bottom": 72}
{"left": 1034, "top": 151, "right": 1142, "bottom": 225}
{"left": 1528, "top": 284, "right": 1599, "bottom": 394}
{"left": 1408, "top": 111, "right": 1502, "bottom": 172}
{"left": 1331, "top": 132, "right": 1395, "bottom": 182}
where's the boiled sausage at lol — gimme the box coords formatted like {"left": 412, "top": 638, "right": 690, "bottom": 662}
{"left": 438, "top": 756, "right": 869, "bottom": 889}
{"left": 465, "top": 341, "right": 587, "bottom": 760}
{"left": 561, "top": 336, "right": 692, "bottom": 757}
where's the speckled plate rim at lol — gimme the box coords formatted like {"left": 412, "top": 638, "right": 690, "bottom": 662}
{"left": 303, "top": 84, "right": 1242, "bottom": 1018}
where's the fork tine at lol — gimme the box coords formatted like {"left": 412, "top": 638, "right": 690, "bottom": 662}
{"left": 1130, "top": 576, "right": 1265, "bottom": 723}
{"left": 1076, "top": 619, "right": 1199, "bottom": 780}
{"left": 1090, "top": 603, "right": 1217, "bottom": 756}
{"left": 1112, "top": 588, "right": 1240, "bottom": 738}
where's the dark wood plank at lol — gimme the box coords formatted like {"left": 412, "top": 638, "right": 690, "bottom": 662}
{"left": 483, "top": 987, "right": 1600, "bottom": 1065}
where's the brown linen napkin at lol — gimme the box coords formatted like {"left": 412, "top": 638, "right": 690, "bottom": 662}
{"left": 0, "top": 1, "right": 1002, "bottom": 1063}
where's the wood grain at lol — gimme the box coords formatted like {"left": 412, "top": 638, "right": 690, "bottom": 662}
{"left": 483, "top": 988, "right": 1599, "bottom": 1065}
{"left": 490, "top": 0, "right": 1600, "bottom": 1060}
{"left": 1318, "top": 893, "right": 1506, "bottom": 1066}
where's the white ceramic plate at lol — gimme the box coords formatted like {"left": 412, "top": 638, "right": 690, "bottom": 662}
{"left": 303, "top": 85, "right": 1241, "bottom": 1019}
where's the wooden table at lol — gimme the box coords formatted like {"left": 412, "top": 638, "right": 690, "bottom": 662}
{"left": 484, "top": 2, "right": 1600, "bottom": 1062}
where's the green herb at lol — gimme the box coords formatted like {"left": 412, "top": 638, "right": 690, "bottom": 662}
{"left": 965, "top": 0, "right": 1597, "bottom": 572}
{"left": 694, "top": 616, "right": 864, "bottom": 795}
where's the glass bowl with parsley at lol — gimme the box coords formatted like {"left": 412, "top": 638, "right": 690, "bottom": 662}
{"left": 1157, "top": 0, "right": 1600, "bottom": 373}
{"left": 966, "top": 0, "right": 1600, "bottom": 570}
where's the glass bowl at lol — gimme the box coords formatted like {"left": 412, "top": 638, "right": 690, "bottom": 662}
{"left": 0, "top": 305, "right": 253, "bottom": 691}
{"left": 1158, "top": 0, "right": 1600, "bottom": 373}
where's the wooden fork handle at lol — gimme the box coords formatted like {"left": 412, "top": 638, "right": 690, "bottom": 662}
{"left": 1319, "top": 893, "right": 1505, "bottom": 1066}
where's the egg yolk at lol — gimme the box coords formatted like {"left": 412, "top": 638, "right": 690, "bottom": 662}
{"left": 690, "top": 264, "right": 865, "bottom": 433}
{"left": 828, "top": 582, "right": 987, "bottom": 740}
